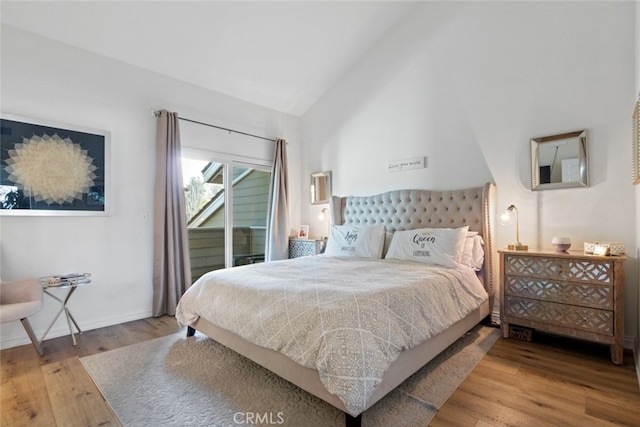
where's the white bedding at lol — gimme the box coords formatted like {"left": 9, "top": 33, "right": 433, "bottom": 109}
{"left": 175, "top": 255, "right": 488, "bottom": 415}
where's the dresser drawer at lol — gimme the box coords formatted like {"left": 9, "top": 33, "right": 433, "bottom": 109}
{"left": 503, "top": 255, "right": 614, "bottom": 285}
{"left": 504, "top": 276, "right": 613, "bottom": 309}
{"left": 505, "top": 296, "right": 614, "bottom": 336}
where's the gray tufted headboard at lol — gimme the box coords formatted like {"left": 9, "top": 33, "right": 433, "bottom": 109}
{"left": 330, "top": 182, "right": 497, "bottom": 294}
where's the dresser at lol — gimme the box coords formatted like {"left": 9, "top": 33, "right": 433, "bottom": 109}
{"left": 288, "top": 238, "right": 326, "bottom": 259}
{"left": 499, "top": 249, "right": 626, "bottom": 364}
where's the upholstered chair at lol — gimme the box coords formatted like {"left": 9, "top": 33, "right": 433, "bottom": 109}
{"left": 0, "top": 278, "right": 44, "bottom": 355}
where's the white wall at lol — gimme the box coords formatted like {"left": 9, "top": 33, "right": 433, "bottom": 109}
{"left": 302, "top": 1, "right": 638, "bottom": 344}
{"left": 2, "top": 2, "right": 637, "bottom": 353}
{"left": 0, "top": 25, "right": 302, "bottom": 349}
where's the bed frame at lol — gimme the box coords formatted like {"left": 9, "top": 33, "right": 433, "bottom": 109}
{"left": 186, "top": 182, "right": 497, "bottom": 426}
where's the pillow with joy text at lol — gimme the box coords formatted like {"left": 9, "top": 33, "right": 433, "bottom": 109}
{"left": 324, "top": 225, "right": 386, "bottom": 259}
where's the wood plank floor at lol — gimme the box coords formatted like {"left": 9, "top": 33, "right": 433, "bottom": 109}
{"left": 433, "top": 332, "right": 640, "bottom": 427}
{"left": 1, "top": 317, "right": 638, "bottom": 426}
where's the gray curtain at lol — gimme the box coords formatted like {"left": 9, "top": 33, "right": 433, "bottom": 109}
{"left": 265, "top": 138, "right": 289, "bottom": 261}
{"left": 152, "top": 110, "right": 192, "bottom": 316}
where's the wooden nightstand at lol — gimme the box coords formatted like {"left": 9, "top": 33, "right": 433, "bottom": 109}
{"left": 288, "top": 238, "right": 326, "bottom": 259}
{"left": 499, "top": 249, "right": 626, "bottom": 365}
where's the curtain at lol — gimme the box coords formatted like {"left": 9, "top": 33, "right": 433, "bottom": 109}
{"left": 152, "top": 110, "right": 192, "bottom": 316}
{"left": 265, "top": 138, "right": 289, "bottom": 261}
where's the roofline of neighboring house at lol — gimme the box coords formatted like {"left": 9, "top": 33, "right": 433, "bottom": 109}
{"left": 187, "top": 168, "right": 254, "bottom": 228}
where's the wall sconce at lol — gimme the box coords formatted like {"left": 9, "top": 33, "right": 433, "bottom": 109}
{"left": 500, "top": 204, "right": 528, "bottom": 251}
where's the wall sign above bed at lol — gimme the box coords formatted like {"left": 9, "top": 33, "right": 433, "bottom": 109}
{"left": 388, "top": 156, "right": 427, "bottom": 173}
{"left": 0, "top": 113, "right": 110, "bottom": 216}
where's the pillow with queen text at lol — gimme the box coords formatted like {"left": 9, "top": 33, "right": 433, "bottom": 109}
{"left": 385, "top": 226, "right": 469, "bottom": 268}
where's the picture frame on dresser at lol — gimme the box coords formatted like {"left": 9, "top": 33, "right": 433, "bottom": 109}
{"left": 499, "top": 248, "right": 626, "bottom": 365}
{"left": 298, "top": 225, "right": 309, "bottom": 238}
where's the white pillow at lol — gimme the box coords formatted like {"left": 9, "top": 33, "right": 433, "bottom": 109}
{"left": 385, "top": 226, "right": 469, "bottom": 268}
{"left": 324, "top": 225, "right": 386, "bottom": 259}
{"left": 461, "top": 230, "right": 478, "bottom": 264}
{"left": 460, "top": 234, "right": 485, "bottom": 270}
{"left": 382, "top": 231, "right": 394, "bottom": 258}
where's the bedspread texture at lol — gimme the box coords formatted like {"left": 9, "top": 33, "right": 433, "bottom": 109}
{"left": 176, "top": 255, "right": 487, "bottom": 415}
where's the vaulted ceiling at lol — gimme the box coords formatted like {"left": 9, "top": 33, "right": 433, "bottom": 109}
{"left": 1, "top": 1, "right": 416, "bottom": 116}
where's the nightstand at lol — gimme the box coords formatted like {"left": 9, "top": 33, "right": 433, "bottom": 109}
{"left": 289, "top": 238, "right": 326, "bottom": 259}
{"left": 39, "top": 273, "right": 92, "bottom": 346}
{"left": 499, "top": 249, "right": 626, "bottom": 365}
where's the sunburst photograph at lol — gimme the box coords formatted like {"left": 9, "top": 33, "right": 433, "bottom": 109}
{"left": 0, "top": 114, "right": 108, "bottom": 214}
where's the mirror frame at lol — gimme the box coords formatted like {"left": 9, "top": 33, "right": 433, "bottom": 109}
{"left": 531, "top": 130, "right": 588, "bottom": 191}
{"left": 633, "top": 96, "right": 639, "bottom": 185}
{"left": 310, "top": 171, "right": 332, "bottom": 205}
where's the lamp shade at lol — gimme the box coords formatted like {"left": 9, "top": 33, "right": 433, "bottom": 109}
{"left": 499, "top": 208, "right": 516, "bottom": 225}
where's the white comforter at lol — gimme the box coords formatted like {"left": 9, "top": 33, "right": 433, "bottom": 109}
{"left": 176, "top": 255, "right": 488, "bottom": 415}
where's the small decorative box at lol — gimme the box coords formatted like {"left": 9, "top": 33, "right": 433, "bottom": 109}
{"left": 605, "top": 242, "right": 625, "bottom": 256}
{"left": 584, "top": 242, "right": 597, "bottom": 254}
{"left": 593, "top": 244, "right": 610, "bottom": 256}
{"left": 584, "top": 241, "right": 625, "bottom": 256}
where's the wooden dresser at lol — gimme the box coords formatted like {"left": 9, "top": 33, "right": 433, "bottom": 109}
{"left": 499, "top": 249, "right": 626, "bottom": 364}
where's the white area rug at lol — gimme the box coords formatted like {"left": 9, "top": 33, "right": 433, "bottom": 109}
{"left": 81, "top": 324, "right": 499, "bottom": 427}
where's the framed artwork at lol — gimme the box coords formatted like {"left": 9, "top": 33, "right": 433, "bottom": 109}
{"left": 633, "top": 94, "right": 640, "bottom": 185}
{"left": 0, "top": 113, "right": 110, "bottom": 215}
{"left": 298, "top": 225, "right": 309, "bottom": 238}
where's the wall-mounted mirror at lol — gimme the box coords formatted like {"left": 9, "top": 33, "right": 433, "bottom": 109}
{"left": 310, "top": 171, "right": 331, "bottom": 204}
{"left": 531, "top": 130, "right": 588, "bottom": 190}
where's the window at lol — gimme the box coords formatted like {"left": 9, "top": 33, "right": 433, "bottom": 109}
{"left": 182, "top": 155, "right": 271, "bottom": 282}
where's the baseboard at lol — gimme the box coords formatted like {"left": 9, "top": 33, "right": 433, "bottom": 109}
{"left": 625, "top": 334, "right": 638, "bottom": 350}
{"left": 0, "top": 309, "right": 154, "bottom": 351}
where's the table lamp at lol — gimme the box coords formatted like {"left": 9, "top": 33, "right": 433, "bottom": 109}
{"left": 500, "top": 204, "right": 528, "bottom": 251}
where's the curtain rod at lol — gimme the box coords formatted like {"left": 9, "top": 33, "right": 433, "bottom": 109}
{"left": 152, "top": 110, "right": 276, "bottom": 143}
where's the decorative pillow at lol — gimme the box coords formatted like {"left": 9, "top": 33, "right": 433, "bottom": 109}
{"left": 324, "top": 225, "right": 386, "bottom": 259}
{"left": 382, "top": 231, "right": 394, "bottom": 258}
{"left": 385, "top": 226, "right": 469, "bottom": 268}
{"left": 460, "top": 234, "right": 485, "bottom": 270}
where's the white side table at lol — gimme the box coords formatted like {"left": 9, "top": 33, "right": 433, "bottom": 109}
{"left": 39, "top": 273, "right": 91, "bottom": 346}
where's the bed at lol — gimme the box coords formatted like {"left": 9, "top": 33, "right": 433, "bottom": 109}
{"left": 176, "top": 182, "right": 496, "bottom": 426}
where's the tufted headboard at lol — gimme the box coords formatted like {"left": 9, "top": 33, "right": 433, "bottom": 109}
{"left": 330, "top": 182, "right": 497, "bottom": 294}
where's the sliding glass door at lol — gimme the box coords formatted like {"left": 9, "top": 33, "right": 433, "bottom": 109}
{"left": 230, "top": 164, "right": 270, "bottom": 267}
{"left": 182, "top": 155, "right": 271, "bottom": 282}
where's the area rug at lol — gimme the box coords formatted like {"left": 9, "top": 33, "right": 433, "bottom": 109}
{"left": 81, "top": 324, "right": 499, "bottom": 427}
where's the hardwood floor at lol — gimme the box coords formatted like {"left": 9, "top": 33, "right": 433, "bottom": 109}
{"left": 1, "top": 317, "right": 638, "bottom": 426}
{"left": 433, "top": 332, "right": 640, "bottom": 427}
{"left": 1, "top": 316, "right": 182, "bottom": 427}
